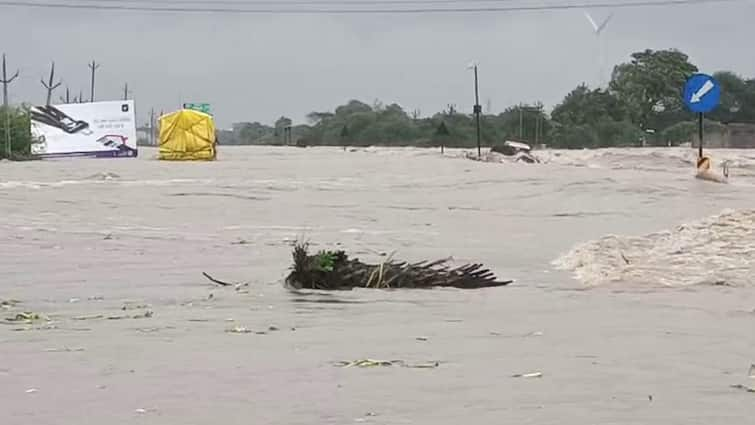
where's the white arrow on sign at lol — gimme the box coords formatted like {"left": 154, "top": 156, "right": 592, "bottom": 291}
{"left": 690, "top": 79, "right": 714, "bottom": 103}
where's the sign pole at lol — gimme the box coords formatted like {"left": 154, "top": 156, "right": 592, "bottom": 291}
{"left": 698, "top": 112, "right": 703, "bottom": 159}
{"left": 683, "top": 73, "right": 719, "bottom": 165}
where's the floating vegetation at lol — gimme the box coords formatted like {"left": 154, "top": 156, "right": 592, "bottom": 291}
{"left": 284, "top": 242, "right": 511, "bottom": 290}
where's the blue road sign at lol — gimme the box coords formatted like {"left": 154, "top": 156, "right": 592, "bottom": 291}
{"left": 683, "top": 73, "right": 721, "bottom": 114}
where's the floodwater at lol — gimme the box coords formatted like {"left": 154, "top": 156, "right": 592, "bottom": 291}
{"left": 1, "top": 146, "right": 754, "bottom": 424}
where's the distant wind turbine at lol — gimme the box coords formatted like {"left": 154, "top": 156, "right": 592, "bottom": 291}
{"left": 584, "top": 10, "right": 613, "bottom": 88}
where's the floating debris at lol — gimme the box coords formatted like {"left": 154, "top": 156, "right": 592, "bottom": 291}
{"left": 72, "top": 310, "right": 153, "bottom": 321}
{"left": 4, "top": 312, "right": 50, "bottom": 323}
{"left": 730, "top": 365, "right": 755, "bottom": 393}
{"left": 355, "top": 412, "right": 379, "bottom": 422}
{"left": 334, "top": 359, "right": 395, "bottom": 368}
{"left": 108, "top": 310, "right": 153, "bottom": 320}
{"left": 121, "top": 303, "right": 150, "bottom": 311}
{"left": 44, "top": 347, "right": 85, "bottom": 353}
{"left": 73, "top": 314, "right": 104, "bottom": 321}
{"left": 512, "top": 372, "right": 543, "bottom": 379}
{"left": 201, "top": 272, "right": 251, "bottom": 292}
{"left": 11, "top": 324, "right": 58, "bottom": 332}
{"left": 334, "top": 359, "right": 439, "bottom": 369}
{"left": 1, "top": 299, "right": 21, "bottom": 309}
{"left": 283, "top": 242, "right": 512, "bottom": 290}
{"left": 731, "top": 384, "right": 755, "bottom": 393}
{"left": 490, "top": 330, "right": 544, "bottom": 338}
{"left": 225, "top": 326, "right": 266, "bottom": 335}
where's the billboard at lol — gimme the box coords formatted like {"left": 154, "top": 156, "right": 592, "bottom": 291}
{"left": 30, "top": 100, "right": 138, "bottom": 158}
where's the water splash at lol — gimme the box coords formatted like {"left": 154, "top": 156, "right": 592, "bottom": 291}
{"left": 553, "top": 208, "right": 755, "bottom": 287}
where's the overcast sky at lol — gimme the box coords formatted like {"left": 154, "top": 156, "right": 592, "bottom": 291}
{"left": 1, "top": 1, "right": 754, "bottom": 128}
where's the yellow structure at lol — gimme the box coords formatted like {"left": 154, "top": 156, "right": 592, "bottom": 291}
{"left": 158, "top": 109, "right": 217, "bottom": 161}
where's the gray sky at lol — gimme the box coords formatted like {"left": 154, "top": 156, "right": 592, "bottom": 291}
{"left": 2, "top": 1, "right": 754, "bottom": 128}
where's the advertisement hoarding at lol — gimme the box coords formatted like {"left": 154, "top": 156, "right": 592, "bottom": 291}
{"left": 30, "top": 100, "right": 137, "bottom": 158}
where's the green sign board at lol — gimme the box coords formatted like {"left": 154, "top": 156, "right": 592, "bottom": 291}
{"left": 183, "top": 103, "right": 211, "bottom": 115}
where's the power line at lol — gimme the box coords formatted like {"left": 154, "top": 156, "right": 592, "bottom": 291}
{"left": 12, "top": 0, "right": 557, "bottom": 4}
{"left": 0, "top": 0, "right": 745, "bottom": 14}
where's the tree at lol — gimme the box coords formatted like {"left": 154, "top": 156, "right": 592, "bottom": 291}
{"left": 275, "top": 116, "right": 292, "bottom": 130}
{"left": 274, "top": 115, "right": 292, "bottom": 138}
{"left": 551, "top": 84, "right": 625, "bottom": 126}
{"left": 236, "top": 122, "right": 274, "bottom": 144}
{"left": 433, "top": 120, "right": 451, "bottom": 152}
{"left": 335, "top": 100, "right": 372, "bottom": 117}
{"left": 609, "top": 49, "right": 698, "bottom": 130}
{"left": 0, "top": 105, "right": 33, "bottom": 158}
{"left": 306, "top": 111, "right": 334, "bottom": 124}
{"left": 708, "top": 71, "right": 755, "bottom": 123}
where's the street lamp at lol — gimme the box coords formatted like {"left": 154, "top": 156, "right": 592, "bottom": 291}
{"left": 467, "top": 62, "right": 482, "bottom": 158}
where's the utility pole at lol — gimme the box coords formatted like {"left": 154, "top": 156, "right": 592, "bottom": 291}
{"left": 41, "top": 61, "right": 62, "bottom": 106}
{"left": 89, "top": 60, "right": 100, "bottom": 102}
{"left": 123, "top": 83, "right": 131, "bottom": 101}
{"left": 59, "top": 86, "right": 71, "bottom": 104}
{"left": 2, "top": 54, "right": 19, "bottom": 159}
{"left": 149, "top": 108, "right": 155, "bottom": 145}
{"left": 468, "top": 63, "right": 482, "bottom": 158}
{"left": 519, "top": 103, "right": 524, "bottom": 139}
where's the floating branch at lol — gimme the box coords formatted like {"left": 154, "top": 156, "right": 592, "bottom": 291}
{"left": 284, "top": 242, "right": 512, "bottom": 290}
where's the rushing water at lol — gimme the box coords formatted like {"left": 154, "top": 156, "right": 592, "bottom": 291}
{"left": 1, "top": 146, "right": 754, "bottom": 424}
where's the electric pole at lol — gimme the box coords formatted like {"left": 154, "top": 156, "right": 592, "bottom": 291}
{"left": 89, "top": 60, "right": 100, "bottom": 102}
{"left": 1, "top": 53, "right": 19, "bottom": 159}
{"left": 519, "top": 103, "right": 524, "bottom": 139}
{"left": 468, "top": 63, "right": 482, "bottom": 158}
{"left": 41, "top": 61, "right": 62, "bottom": 106}
{"left": 59, "top": 86, "right": 71, "bottom": 104}
{"left": 149, "top": 108, "right": 155, "bottom": 145}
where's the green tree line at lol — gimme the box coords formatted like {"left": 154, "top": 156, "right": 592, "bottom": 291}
{"left": 228, "top": 48, "right": 755, "bottom": 149}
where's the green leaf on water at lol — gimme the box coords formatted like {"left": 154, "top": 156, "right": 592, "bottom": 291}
{"left": 315, "top": 250, "right": 336, "bottom": 272}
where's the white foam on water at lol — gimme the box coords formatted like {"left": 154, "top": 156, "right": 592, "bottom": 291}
{"left": 0, "top": 178, "right": 212, "bottom": 190}
{"left": 553, "top": 208, "right": 755, "bottom": 287}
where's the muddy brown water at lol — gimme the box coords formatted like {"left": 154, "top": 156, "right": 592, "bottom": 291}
{"left": 1, "top": 146, "right": 754, "bottom": 424}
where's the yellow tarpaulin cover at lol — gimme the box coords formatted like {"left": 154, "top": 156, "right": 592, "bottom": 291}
{"left": 158, "top": 109, "right": 217, "bottom": 161}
